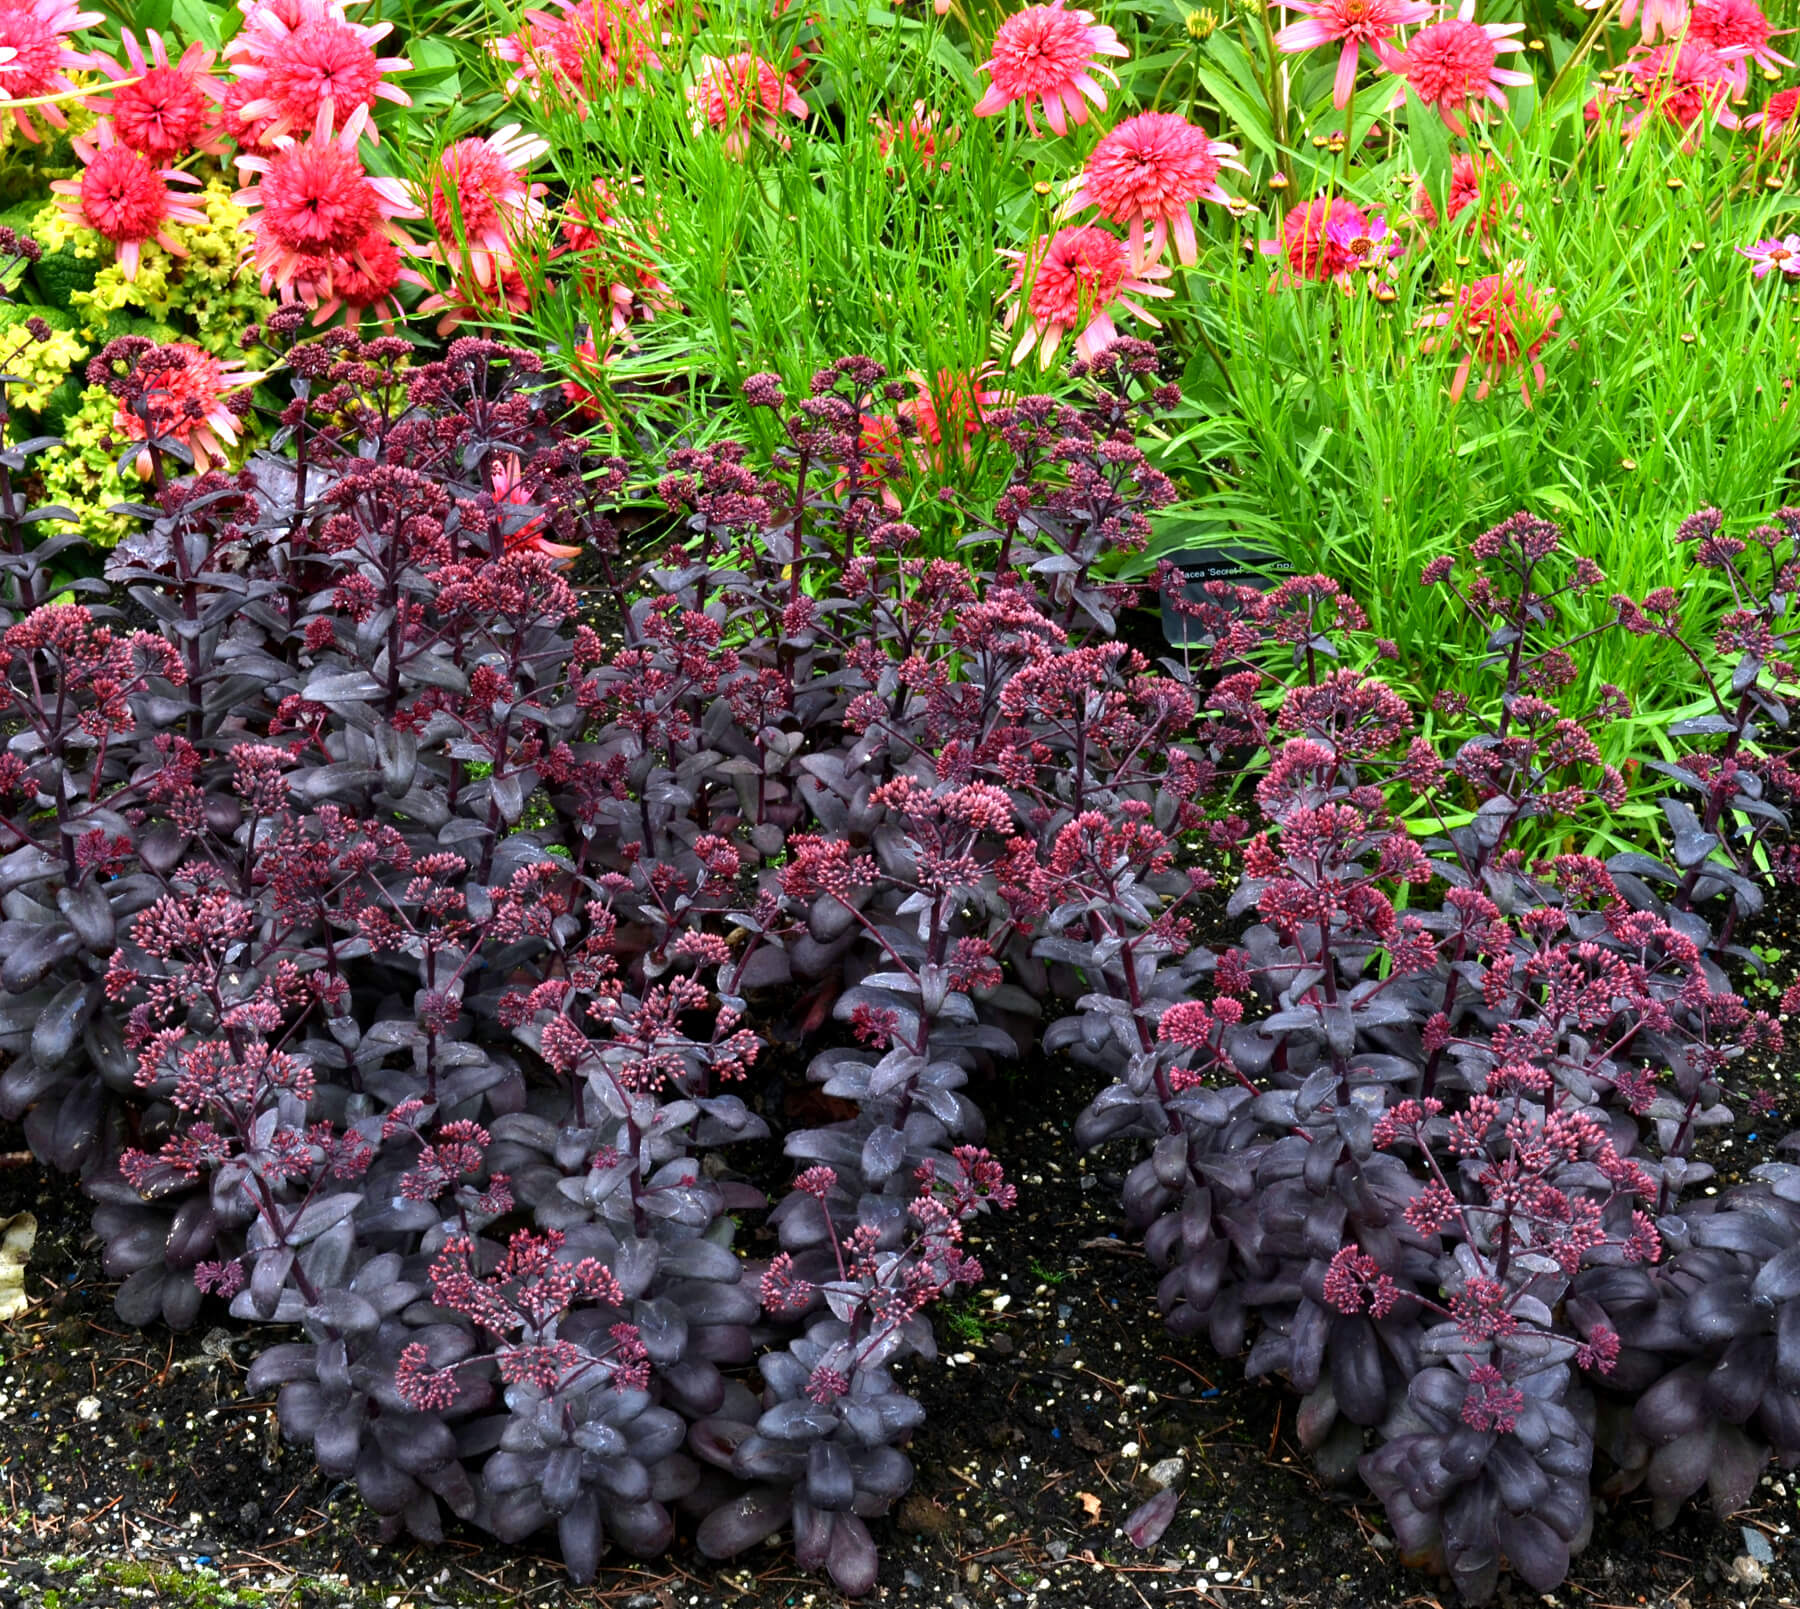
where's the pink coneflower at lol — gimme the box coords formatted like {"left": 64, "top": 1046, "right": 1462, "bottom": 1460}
{"left": 1273, "top": 0, "right": 1438, "bottom": 110}
{"left": 219, "top": 75, "right": 281, "bottom": 161}
{"left": 1378, "top": 1, "right": 1530, "bottom": 136}
{"left": 0, "top": 0, "right": 103, "bottom": 142}
{"left": 1739, "top": 235, "right": 1800, "bottom": 278}
{"left": 113, "top": 341, "right": 265, "bottom": 478}
{"left": 490, "top": 455, "right": 583, "bottom": 565}
{"left": 426, "top": 125, "right": 549, "bottom": 289}
{"left": 1580, "top": 0, "right": 1688, "bottom": 46}
{"left": 289, "top": 227, "right": 428, "bottom": 326}
{"left": 904, "top": 367, "right": 1008, "bottom": 472}
{"left": 1061, "top": 111, "right": 1245, "bottom": 267}
{"left": 1419, "top": 271, "right": 1560, "bottom": 406}
{"left": 874, "top": 101, "right": 951, "bottom": 178}
{"left": 1001, "top": 224, "right": 1172, "bottom": 368}
{"left": 237, "top": 107, "right": 417, "bottom": 297}
{"left": 226, "top": 0, "right": 365, "bottom": 82}
{"left": 1261, "top": 196, "right": 1398, "bottom": 288}
{"left": 88, "top": 30, "right": 224, "bottom": 160}
{"left": 688, "top": 53, "right": 809, "bottom": 157}
{"left": 1619, "top": 39, "right": 1745, "bottom": 143}
{"left": 1413, "top": 152, "right": 1516, "bottom": 237}
{"left": 492, "top": 0, "right": 661, "bottom": 99}
{"left": 232, "top": 14, "right": 411, "bottom": 146}
{"left": 1686, "top": 0, "right": 1789, "bottom": 93}
{"left": 417, "top": 260, "right": 533, "bottom": 337}
{"left": 50, "top": 122, "right": 206, "bottom": 280}
{"left": 854, "top": 410, "right": 905, "bottom": 498}
{"left": 228, "top": 0, "right": 337, "bottom": 56}
{"left": 1746, "top": 85, "right": 1800, "bottom": 150}
{"left": 561, "top": 336, "right": 609, "bottom": 419}
{"left": 560, "top": 184, "right": 665, "bottom": 337}
{"left": 973, "top": 1, "right": 1129, "bottom": 137}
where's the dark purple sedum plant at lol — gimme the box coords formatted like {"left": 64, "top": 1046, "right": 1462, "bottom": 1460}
{"left": 1071, "top": 512, "right": 1800, "bottom": 1600}
{"left": 5, "top": 324, "right": 1800, "bottom": 1603}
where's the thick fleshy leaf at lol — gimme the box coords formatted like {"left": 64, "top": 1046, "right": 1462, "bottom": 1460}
{"left": 695, "top": 1486, "right": 791, "bottom": 1558}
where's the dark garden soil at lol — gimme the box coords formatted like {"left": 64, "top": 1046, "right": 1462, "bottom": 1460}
{"left": 5, "top": 891, "right": 1800, "bottom": 1609}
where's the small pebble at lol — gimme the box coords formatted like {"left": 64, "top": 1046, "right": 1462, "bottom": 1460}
{"left": 1743, "top": 1525, "right": 1775, "bottom": 1565}
{"left": 1731, "top": 1555, "right": 1766, "bottom": 1588}
{"left": 1146, "top": 1456, "right": 1186, "bottom": 1490}
{"left": 74, "top": 1395, "right": 100, "bottom": 1421}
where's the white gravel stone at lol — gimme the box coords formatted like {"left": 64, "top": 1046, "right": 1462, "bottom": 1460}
{"left": 1146, "top": 1456, "right": 1187, "bottom": 1489}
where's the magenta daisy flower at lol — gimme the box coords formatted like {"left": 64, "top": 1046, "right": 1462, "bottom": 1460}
{"left": 1378, "top": 1, "right": 1530, "bottom": 136}
{"left": 1001, "top": 224, "right": 1171, "bottom": 368}
{"left": 687, "top": 53, "right": 809, "bottom": 157}
{"left": 50, "top": 121, "right": 206, "bottom": 280}
{"left": 874, "top": 100, "right": 950, "bottom": 179}
{"left": 1274, "top": 0, "right": 1438, "bottom": 110}
{"left": 973, "top": 1, "right": 1129, "bottom": 137}
{"left": 417, "top": 260, "right": 533, "bottom": 337}
{"left": 0, "top": 0, "right": 103, "bottom": 142}
{"left": 904, "top": 367, "right": 1009, "bottom": 473}
{"left": 1061, "top": 111, "right": 1245, "bottom": 267}
{"left": 559, "top": 184, "right": 667, "bottom": 338}
{"left": 1260, "top": 196, "right": 1398, "bottom": 289}
{"left": 87, "top": 29, "right": 224, "bottom": 160}
{"left": 1419, "top": 270, "right": 1561, "bottom": 406}
{"left": 1739, "top": 235, "right": 1800, "bottom": 279}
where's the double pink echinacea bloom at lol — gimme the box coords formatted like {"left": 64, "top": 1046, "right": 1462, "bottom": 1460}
{"left": 1378, "top": 1, "right": 1530, "bottom": 136}
{"left": 1062, "top": 110, "right": 1244, "bottom": 267}
{"left": 1002, "top": 224, "right": 1171, "bottom": 368}
{"left": 974, "top": 0, "right": 1129, "bottom": 137}
{"left": 688, "top": 52, "right": 809, "bottom": 157}
{"left": 1420, "top": 271, "right": 1561, "bottom": 406}
{"left": 1274, "top": 0, "right": 1438, "bottom": 109}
